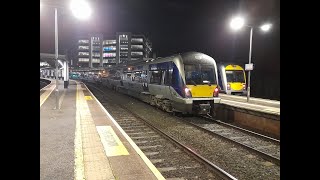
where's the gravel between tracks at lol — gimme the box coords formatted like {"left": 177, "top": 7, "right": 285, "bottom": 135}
{"left": 93, "top": 85, "right": 280, "bottom": 180}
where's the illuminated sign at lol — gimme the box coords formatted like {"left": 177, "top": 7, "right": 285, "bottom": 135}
{"left": 149, "top": 62, "right": 169, "bottom": 70}
{"left": 150, "top": 64, "right": 157, "bottom": 70}
{"left": 245, "top": 63, "right": 254, "bottom": 71}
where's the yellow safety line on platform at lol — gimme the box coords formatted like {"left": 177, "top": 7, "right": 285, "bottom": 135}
{"left": 84, "top": 83, "right": 166, "bottom": 180}
{"left": 74, "top": 82, "right": 85, "bottom": 180}
{"left": 40, "top": 79, "right": 52, "bottom": 92}
{"left": 84, "top": 96, "right": 93, "bottom": 100}
{"left": 40, "top": 83, "right": 55, "bottom": 107}
{"left": 59, "top": 89, "right": 67, "bottom": 109}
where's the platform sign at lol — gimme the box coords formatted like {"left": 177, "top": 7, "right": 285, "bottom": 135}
{"left": 245, "top": 63, "right": 254, "bottom": 71}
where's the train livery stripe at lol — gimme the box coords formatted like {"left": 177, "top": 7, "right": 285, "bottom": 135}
{"left": 186, "top": 84, "right": 217, "bottom": 97}
{"left": 225, "top": 65, "right": 244, "bottom": 71}
{"left": 230, "top": 82, "right": 244, "bottom": 91}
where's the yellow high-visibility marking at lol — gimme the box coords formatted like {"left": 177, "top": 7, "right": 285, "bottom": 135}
{"left": 75, "top": 81, "right": 116, "bottom": 179}
{"left": 40, "top": 83, "right": 55, "bottom": 107}
{"left": 96, "top": 126, "right": 129, "bottom": 156}
{"left": 186, "top": 84, "right": 217, "bottom": 97}
{"left": 74, "top": 82, "right": 85, "bottom": 180}
{"left": 230, "top": 82, "right": 244, "bottom": 91}
{"left": 84, "top": 96, "right": 93, "bottom": 100}
{"left": 225, "top": 64, "right": 244, "bottom": 71}
{"left": 84, "top": 83, "right": 165, "bottom": 180}
{"left": 58, "top": 89, "right": 66, "bottom": 109}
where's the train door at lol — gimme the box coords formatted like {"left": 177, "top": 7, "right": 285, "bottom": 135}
{"left": 217, "top": 67, "right": 224, "bottom": 92}
{"left": 148, "top": 70, "right": 163, "bottom": 95}
{"left": 162, "top": 63, "right": 174, "bottom": 100}
{"left": 141, "top": 70, "right": 149, "bottom": 92}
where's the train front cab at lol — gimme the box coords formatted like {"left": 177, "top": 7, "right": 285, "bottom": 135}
{"left": 169, "top": 54, "right": 221, "bottom": 115}
{"left": 218, "top": 64, "right": 247, "bottom": 95}
{"left": 184, "top": 65, "right": 220, "bottom": 115}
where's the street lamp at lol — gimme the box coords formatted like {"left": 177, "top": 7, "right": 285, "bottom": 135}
{"left": 230, "top": 16, "right": 272, "bottom": 102}
{"left": 41, "top": 0, "right": 91, "bottom": 109}
{"left": 260, "top": 23, "right": 272, "bottom": 32}
{"left": 70, "top": 0, "right": 92, "bottom": 20}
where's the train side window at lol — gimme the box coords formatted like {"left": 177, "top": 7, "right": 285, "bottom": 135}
{"left": 127, "top": 73, "right": 132, "bottom": 81}
{"left": 172, "top": 67, "right": 177, "bottom": 86}
{"left": 150, "top": 71, "right": 162, "bottom": 85}
{"left": 134, "top": 71, "right": 142, "bottom": 82}
{"left": 218, "top": 71, "right": 222, "bottom": 88}
{"left": 141, "top": 70, "right": 148, "bottom": 82}
{"left": 164, "top": 70, "right": 171, "bottom": 85}
{"left": 160, "top": 70, "right": 165, "bottom": 85}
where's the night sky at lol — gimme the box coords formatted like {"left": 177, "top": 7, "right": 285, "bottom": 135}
{"left": 40, "top": 0, "right": 280, "bottom": 100}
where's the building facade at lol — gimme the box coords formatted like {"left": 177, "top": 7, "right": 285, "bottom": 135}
{"left": 77, "top": 32, "right": 152, "bottom": 68}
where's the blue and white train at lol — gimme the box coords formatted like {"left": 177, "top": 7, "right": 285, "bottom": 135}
{"left": 100, "top": 52, "right": 221, "bottom": 115}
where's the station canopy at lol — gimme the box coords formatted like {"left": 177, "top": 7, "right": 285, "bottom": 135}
{"left": 40, "top": 53, "right": 67, "bottom": 69}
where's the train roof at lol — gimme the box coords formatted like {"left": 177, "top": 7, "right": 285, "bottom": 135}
{"left": 179, "top": 51, "right": 216, "bottom": 64}
{"left": 217, "top": 62, "right": 244, "bottom": 66}
{"left": 106, "top": 51, "right": 216, "bottom": 70}
{"left": 217, "top": 63, "right": 245, "bottom": 71}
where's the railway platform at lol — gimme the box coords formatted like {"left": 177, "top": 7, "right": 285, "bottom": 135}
{"left": 219, "top": 93, "right": 280, "bottom": 115}
{"left": 216, "top": 93, "right": 280, "bottom": 139}
{"left": 40, "top": 79, "right": 164, "bottom": 180}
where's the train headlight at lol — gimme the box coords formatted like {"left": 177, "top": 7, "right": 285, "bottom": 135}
{"left": 184, "top": 87, "right": 192, "bottom": 98}
{"left": 227, "top": 83, "right": 231, "bottom": 90}
{"left": 214, "top": 87, "right": 219, "bottom": 97}
{"left": 242, "top": 83, "right": 246, "bottom": 90}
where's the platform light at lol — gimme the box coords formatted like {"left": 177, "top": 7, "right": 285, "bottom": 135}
{"left": 70, "top": 0, "right": 92, "bottom": 20}
{"left": 41, "top": 0, "right": 93, "bottom": 109}
{"left": 229, "top": 16, "right": 273, "bottom": 102}
{"left": 260, "top": 23, "right": 272, "bottom": 32}
{"left": 230, "top": 16, "right": 245, "bottom": 30}
{"left": 58, "top": 60, "right": 64, "bottom": 67}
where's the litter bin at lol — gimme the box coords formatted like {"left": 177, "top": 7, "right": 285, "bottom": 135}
{"left": 64, "top": 80, "right": 69, "bottom": 89}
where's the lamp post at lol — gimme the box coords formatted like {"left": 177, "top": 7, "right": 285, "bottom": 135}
{"left": 41, "top": 0, "right": 92, "bottom": 109}
{"left": 230, "top": 16, "right": 272, "bottom": 102}
{"left": 55, "top": 7, "right": 59, "bottom": 109}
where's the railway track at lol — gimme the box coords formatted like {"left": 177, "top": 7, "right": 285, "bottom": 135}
{"left": 84, "top": 81, "right": 280, "bottom": 179}
{"left": 40, "top": 80, "right": 49, "bottom": 89}
{"left": 86, "top": 83, "right": 237, "bottom": 180}
{"left": 40, "top": 78, "right": 52, "bottom": 90}
{"left": 182, "top": 116, "right": 280, "bottom": 166}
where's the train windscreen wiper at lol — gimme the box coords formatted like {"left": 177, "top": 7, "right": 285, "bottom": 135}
{"left": 203, "top": 80, "right": 211, "bottom": 86}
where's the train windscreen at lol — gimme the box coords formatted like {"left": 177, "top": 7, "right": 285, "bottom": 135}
{"left": 226, "top": 70, "right": 245, "bottom": 83}
{"left": 185, "top": 64, "right": 216, "bottom": 85}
